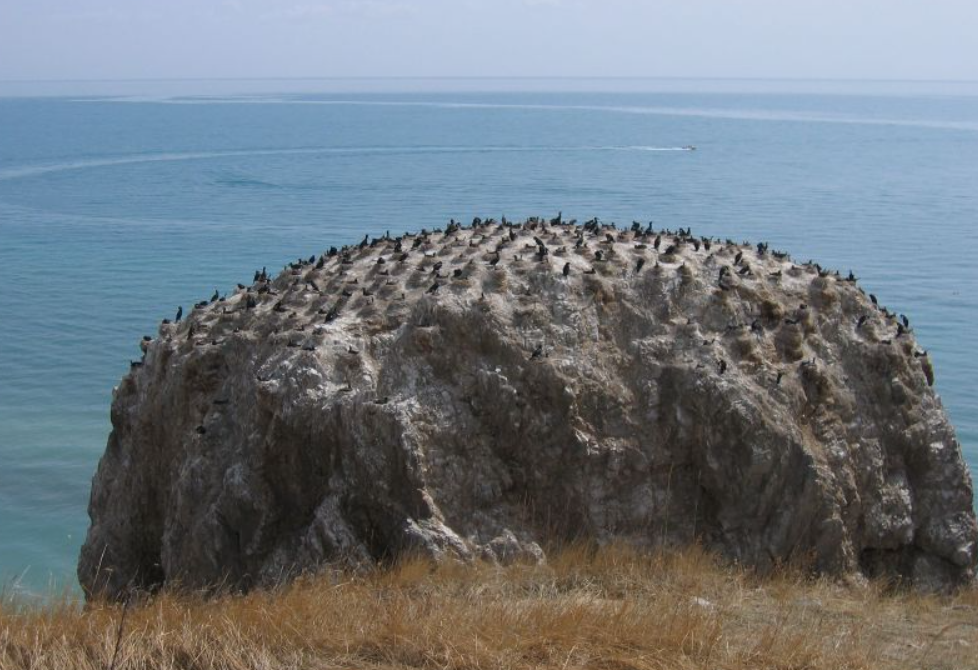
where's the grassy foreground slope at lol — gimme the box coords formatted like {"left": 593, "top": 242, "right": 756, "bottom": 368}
{"left": 2, "top": 546, "right": 976, "bottom": 670}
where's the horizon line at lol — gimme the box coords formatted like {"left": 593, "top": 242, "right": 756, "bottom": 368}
{"left": 2, "top": 75, "right": 978, "bottom": 85}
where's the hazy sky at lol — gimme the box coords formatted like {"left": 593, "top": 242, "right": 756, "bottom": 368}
{"left": 0, "top": 0, "right": 974, "bottom": 81}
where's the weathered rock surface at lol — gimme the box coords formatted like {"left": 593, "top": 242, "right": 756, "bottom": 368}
{"left": 79, "top": 219, "right": 978, "bottom": 598}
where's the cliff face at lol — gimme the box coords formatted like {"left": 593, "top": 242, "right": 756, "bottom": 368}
{"left": 79, "top": 220, "right": 977, "bottom": 598}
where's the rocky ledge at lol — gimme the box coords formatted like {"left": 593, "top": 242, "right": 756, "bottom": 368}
{"left": 79, "top": 217, "right": 977, "bottom": 599}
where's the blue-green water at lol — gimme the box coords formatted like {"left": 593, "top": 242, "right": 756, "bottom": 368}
{"left": 1, "top": 81, "right": 977, "bottom": 596}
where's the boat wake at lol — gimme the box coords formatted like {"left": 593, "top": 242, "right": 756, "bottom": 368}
{"left": 0, "top": 145, "right": 694, "bottom": 182}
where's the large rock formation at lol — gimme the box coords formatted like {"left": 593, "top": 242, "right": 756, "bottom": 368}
{"left": 79, "top": 219, "right": 978, "bottom": 598}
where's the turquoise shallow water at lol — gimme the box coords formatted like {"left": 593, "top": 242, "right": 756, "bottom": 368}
{"left": 1, "top": 82, "right": 976, "bottom": 596}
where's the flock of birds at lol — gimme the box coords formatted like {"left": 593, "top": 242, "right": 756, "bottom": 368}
{"left": 132, "top": 214, "right": 933, "bottom": 392}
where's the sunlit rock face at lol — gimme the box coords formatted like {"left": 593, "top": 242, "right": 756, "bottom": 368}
{"left": 79, "top": 219, "right": 977, "bottom": 599}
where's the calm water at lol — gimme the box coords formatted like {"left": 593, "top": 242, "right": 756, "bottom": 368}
{"left": 1, "top": 81, "right": 977, "bottom": 596}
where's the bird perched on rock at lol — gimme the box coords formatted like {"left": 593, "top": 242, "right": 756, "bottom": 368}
{"left": 562, "top": 262, "right": 571, "bottom": 277}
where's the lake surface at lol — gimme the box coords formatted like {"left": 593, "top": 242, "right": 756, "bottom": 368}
{"left": 1, "top": 80, "right": 976, "bottom": 596}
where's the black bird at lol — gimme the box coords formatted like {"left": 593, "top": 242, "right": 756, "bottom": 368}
{"left": 734, "top": 251, "right": 743, "bottom": 265}
{"left": 856, "top": 315, "right": 867, "bottom": 329}
{"left": 530, "top": 343, "right": 544, "bottom": 360}
{"left": 635, "top": 258, "right": 645, "bottom": 273}
{"left": 562, "top": 262, "right": 571, "bottom": 277}
{"left": 427, "top": 282, "right": 441, "bottom": 294}
{"left": 900, "top": 314, "right": 909, "bottom": 328}
{"left": 870, "top": 293, "right": 878, "bottom": 306}
{"left": 489, "top": 254, "right": 500, "bottom": 267}
{"left": 897, "top": 323, "right": 907, "bottom": 337}
{"left": 653, "top": 235, "right": 661, "bottom": 250}
{"left": 210, "top": 289, "right": 219, "bottom": 303}
{"left": 453, "top": 268, "right": 463, "bottom": 278}
{"left": 605, "top": 233, "right": 615, "bottom": 244}
{"left": 195, "top": 425, "right": 207, "bottom": 435}
{"left": 775, "top": 371, "right": 784, "bottom": 385}
{"left": 595, "top": 250, "right": 604, "bottom": 262}
{"left": 718, "top": 359, "right": 727, "bottom": 375}
{"left": 584, "top": 267, "right": 597, "bottom": 275}
{"left": 175, "top": 306, "right": 183, "bottom": 322}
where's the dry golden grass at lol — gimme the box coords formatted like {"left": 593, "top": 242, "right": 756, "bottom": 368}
{"left": 1, "top": 545, "right": 976, "bottom": 670}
